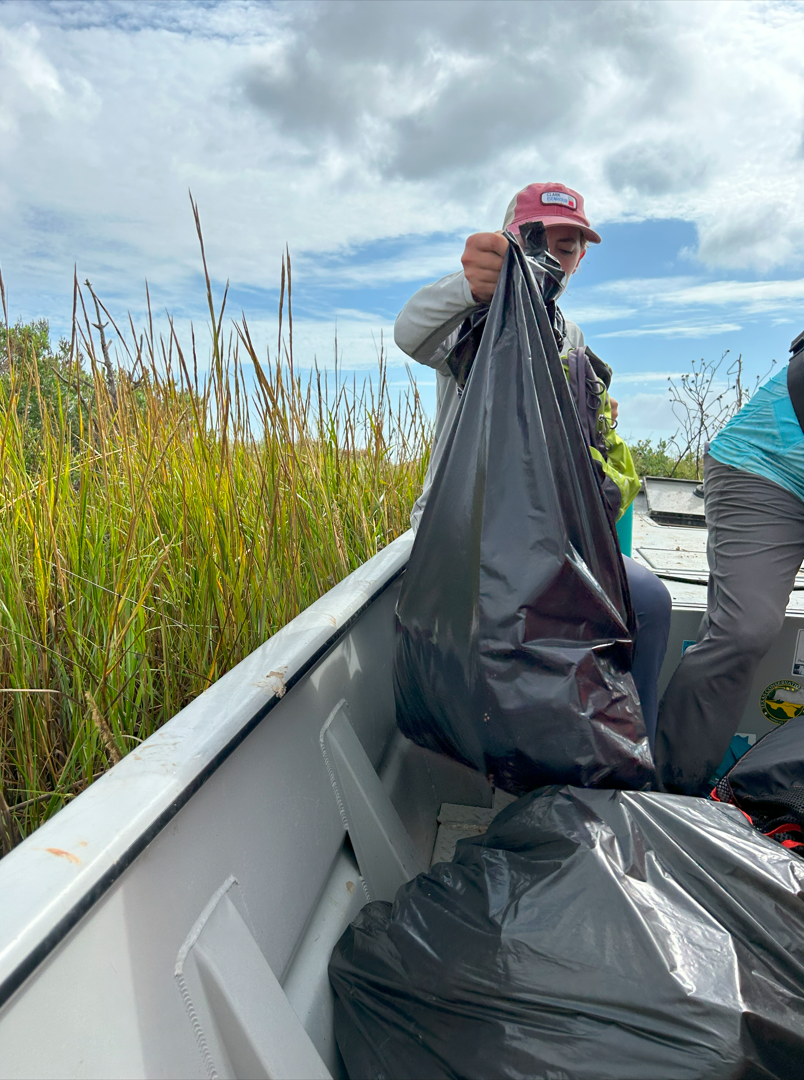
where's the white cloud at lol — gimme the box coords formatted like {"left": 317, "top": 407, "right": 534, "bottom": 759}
{"left": 598, "top": 322, "right": 742, "bottom": 339}
{"left": 560, "top": 302, "right": 639, "bottom": 325}
{"left": 598, "top": 276, "right": 804, "bottom": 313}
{"left": 618, "top": 391, "right": 680, "bottom": 438}
{"left": 306, "top": 241, "right": 466, "bottom": 287}
{"left": 611, "top": 371, "right": 685, "bottom": 384}
{"left": 4, "top": 0, "right": 804, "bottom": 342}
{"left": 665, "top": 279, "right": 804, "bottom": 312}
{"left": 569, "top": 273, "right": 804, "bottom": 339}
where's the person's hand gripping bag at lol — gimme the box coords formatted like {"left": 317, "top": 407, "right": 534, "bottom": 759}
{"left": 393, "top": 225, "right": 654, "bottom": 793}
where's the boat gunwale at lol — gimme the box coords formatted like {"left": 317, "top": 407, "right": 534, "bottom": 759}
{"left": 0, "top": 532, "right": 413, "bottom": 1012}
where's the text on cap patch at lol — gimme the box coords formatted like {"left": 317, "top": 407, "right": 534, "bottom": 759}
{"left": 541, "top": 191, "right": 577, "bottom": 210}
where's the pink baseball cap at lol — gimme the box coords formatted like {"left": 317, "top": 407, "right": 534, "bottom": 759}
{"left": 502, "top": 182, "right": 601, "bottom": 244}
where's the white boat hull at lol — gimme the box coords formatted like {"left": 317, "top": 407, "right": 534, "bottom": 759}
{"left": 1, "top": 508, "right": 803, "bottom": 1079}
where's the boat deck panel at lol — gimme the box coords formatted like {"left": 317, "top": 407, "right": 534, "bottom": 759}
{"left": 630, "top": 490, "right": 804, "bottom": 611}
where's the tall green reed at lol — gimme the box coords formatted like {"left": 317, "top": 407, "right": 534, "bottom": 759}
{"left": 0, "top": 218, "right": 430, "bottom": 854}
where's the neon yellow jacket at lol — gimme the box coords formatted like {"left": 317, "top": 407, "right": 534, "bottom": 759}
{"left": 591, "top": 392, "right": 641, "bottom": 520}
{"left": 562, "top": 347, "right": 640, "bottom": 521}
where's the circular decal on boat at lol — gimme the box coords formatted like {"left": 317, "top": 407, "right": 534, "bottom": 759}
{"left": 760, "top": 679, "right": 804, "bottom": 724}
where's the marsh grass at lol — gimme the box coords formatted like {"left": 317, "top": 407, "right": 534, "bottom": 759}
{"left": 0, "top": 215, "right": 430, "bottom": 854}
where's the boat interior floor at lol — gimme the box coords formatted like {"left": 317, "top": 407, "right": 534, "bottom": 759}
{"left": 432, "top": 791, "right": 518, "bottom": 865}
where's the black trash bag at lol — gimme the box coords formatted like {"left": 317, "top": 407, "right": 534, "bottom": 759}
{"left": 330, "top": 787, "right": 804, "bottom": 1080}
{"left": 394, "top": 225, "right": 654, "bottom": 794}
{"left": 713, "top": 715, "right": 804, "bottom": 852}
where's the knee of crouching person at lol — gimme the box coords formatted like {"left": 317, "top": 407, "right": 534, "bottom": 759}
{"left": 635, "top": 568, "right": 672, "bottom": 629}
{"left": 650, "top": 573, "right": 673, "bottom": 619}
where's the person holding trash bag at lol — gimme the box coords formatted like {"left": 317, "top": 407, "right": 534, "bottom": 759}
{"left": 393, "top": 205, "right": 656, "bottom": 796}
{"left": 657, "top": 332, "right": 804, "bottom": 794}
{"left": 394, "top": 182, "right": 671, "bottom": 746}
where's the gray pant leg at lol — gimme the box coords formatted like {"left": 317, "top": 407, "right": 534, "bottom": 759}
{"left": 655, "top": 454, "right": 804, "bottom": 794}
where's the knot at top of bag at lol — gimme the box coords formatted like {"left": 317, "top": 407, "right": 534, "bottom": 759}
{"left": 514, "top": 221, "right": 567, "bottom": 305}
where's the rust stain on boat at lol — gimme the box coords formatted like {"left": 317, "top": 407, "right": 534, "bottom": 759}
{"left": 45, "top": 848, "right": 80, "bottom": 864}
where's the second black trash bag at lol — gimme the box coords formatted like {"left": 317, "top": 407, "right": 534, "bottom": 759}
{"left": 394, "top": 227, "right": 654, "bottom": 793}
{"left": 330, "top": 788, "right": 804, "bottom": 1080}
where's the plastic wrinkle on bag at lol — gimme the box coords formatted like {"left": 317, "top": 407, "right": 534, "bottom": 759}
{"left": 394, "top": 224, "right": 654, "bottom": 794}
{"left": 330, "top": 787, "right": 804, "bottom": 1080}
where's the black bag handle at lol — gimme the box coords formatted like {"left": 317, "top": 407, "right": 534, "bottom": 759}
{"left": 788, "top": 330, "right": 804, "bottom": 432}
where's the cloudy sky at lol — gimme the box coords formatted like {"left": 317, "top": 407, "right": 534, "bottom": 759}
{"left": 2, "top": 0, "right": 804, "bottom": 438}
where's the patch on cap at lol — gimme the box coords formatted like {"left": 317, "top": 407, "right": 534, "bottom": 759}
{"left": 541, "top": 190, "right": 577, "bottom": 210}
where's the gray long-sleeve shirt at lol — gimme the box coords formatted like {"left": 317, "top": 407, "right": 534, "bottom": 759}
{"left": 394, "top": 269, "right": 583, "bottom": 531}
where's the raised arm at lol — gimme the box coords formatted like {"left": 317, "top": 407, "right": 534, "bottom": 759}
{"left": 394, "top": 233, "right": 510, "bottom": 367}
